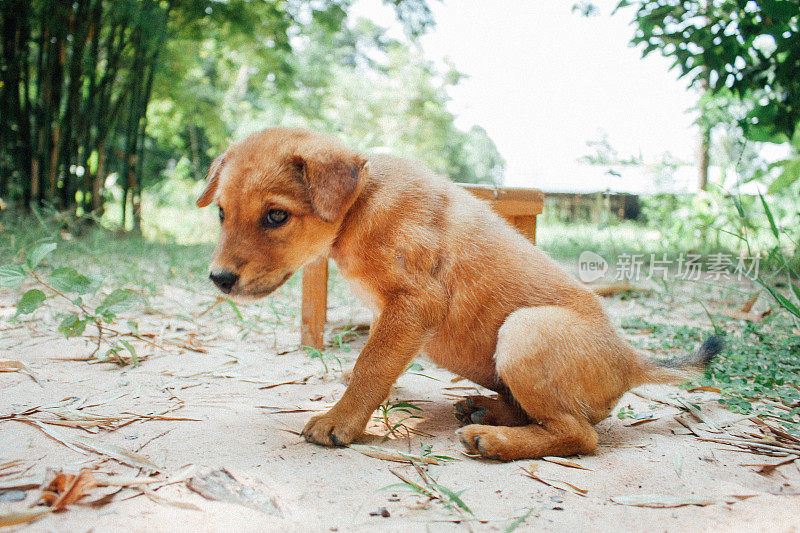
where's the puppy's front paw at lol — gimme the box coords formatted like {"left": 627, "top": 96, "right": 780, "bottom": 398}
{"left": 301, "top": 411, "right": 363, "bottom": 447}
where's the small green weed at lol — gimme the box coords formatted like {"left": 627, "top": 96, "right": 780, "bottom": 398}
{"left": 616, "top": 405, "right": 636, "bottom": 419}
{"left": 384, "top": 463, "right": 473, "bottom": 519}
{"left": 505, "top": 508, "right": 537, "bottom": 533}
{"left": 329, "top": 324, "right": 368, "bottom": 352}
{"left": 1, "top": 242, "right": 146, "bottom": 365}
{"left": 374, "top": 399, "right": 425, "bottom": 439}
{"left": 301, "top": 345, "right": 342, "bottom": 374}
{"left": 404, "top": 361, "right": 439, "bottom": 381}
{"left": 418, "top": 443, "right": 458, "bottom": 463}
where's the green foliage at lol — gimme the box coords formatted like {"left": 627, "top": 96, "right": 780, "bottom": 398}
{"left": 404, "top": 361, "right": 439, "bottom": 380}
{"left": 96, "top": 289, "right": 139, "bottom": 319}
{"left": 612, "top": 1, "right": 800, "bottom": 192}
{"left": 616, "top": 405, "right": 636, "bottom": 419}
{"left": 617, "top": 0, "right": 800, "bottom": 141}
{"left": 166, "top": 11, "right": 505, "bottom": 186}
{"left": 640, "top": 190, "right": 755, "bottom": 251}
{"left": 733, "top": 189, "right": 800, "bottom": 321}
{"left": 16, "top": 289, "right": 46, "bottom": 315}
{"left": 3, "top": 0, "right": 502, "bottom": 231}
{"left": 505, "top": 508, "right": 537, "bottom": 533}
{"left": 2, "top": 240, "right": 146, "bottom": 365}
{"left": 700, "top": 327, "right": 800, "bottom": 434}
{"left": 27, "top": 243, "right": 58, "bottom": 270}
{"left": 768, "top": 153, "right": 800, "bottom": 193}
{"left": 58, "top": 314, "right": 89, "bottom": 338}
{"left": 418, "top": 443, "right": 458, "bottom": 463}
{"left": 622, "top": 315, "right": 799, "bottom": 434}
{"left": 49, "top": 267, "right": 93, "bottom": 294}
{"left": 0, "top": 265, "right": 27, "bottom": 288}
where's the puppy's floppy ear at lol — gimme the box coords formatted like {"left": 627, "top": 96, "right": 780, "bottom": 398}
{"left": 196, "top": 152, "right": 227, "bottom": 208}
{"left": 292, "top": 151, "right": 368, "bottom": 222}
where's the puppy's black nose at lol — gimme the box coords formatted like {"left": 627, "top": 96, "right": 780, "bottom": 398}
{"left": 209, "top": 270, "right": 238, "bottom": 294}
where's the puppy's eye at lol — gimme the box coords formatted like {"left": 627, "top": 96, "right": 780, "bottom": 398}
{"left": 261, "top": 209, "right": 289, "bottom": 229}
{"left": 218, "top": 207, "right": 224, "bottom": 224}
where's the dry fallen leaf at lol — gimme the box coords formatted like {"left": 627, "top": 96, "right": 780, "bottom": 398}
{"left": 0, "top": 359, "right": 39, "bottom": 383}
{"left": 541, "top": 457, "right": 593, "bottom": 470}
{"left": 349, "top": 444, "right": 441, "bottom": 465}
{"left": 258, "top": 375, "right": 312, "bottom": 390}
{"left": 686, "top": 386, "right": 722, "bottom": 394}
{"left": 718, "top": 307, "right": 771, "bottom": 322}
{"left": 741, "top": 293, "right": 759, "bottom": 313}
{"left": 0, "top": 360, "right": 26, "bottom": 372}
{"left": 0, "top": 459, "right": 27, "bottom": 477}
{"left": 588, "top": 280, "right": 634, "bottom": 297}
{"left": 0, "top": 508, "right": 52, "bottom": 528}
{"left": 0, "top": 468, "right": 105, "bottom": 527}
{"left": 94, "top": 474, "right": 162, "bottom": 487}
{"left": 28, "top": 421, "right": 162, "bottom": 471}
{"left": 624, "top": 416, "right": 660, "bottom": 427}
{"left": 520, "top": 463, "right": 588, "bottom": 496}
{"left": 39, "top": 468, "right": 98, "bottom": 510}
{"left": 187, "top": 468, "right": 282, "bottom": 517}
{"left": 0, "top": 477, "right": 42, "bottom": 491}
{"left": 140, "top": 487, "right": 201, "bottom": 511}
{"left": 740, "top": 456, "right": 799, "bottom": 475}
{"left": 675, "top": 397, "right": 721, "bottom": 433}
{"left": 611, "top": 493, "right": 756, "bottom": 508}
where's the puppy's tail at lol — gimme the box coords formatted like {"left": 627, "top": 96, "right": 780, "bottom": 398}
{"left": 638, "top": 335, "right": 724, "bottom": 384}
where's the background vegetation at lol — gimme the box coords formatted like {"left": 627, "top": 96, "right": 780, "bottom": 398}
{"left": 0, "top": 0, "right": 503, "bottom": 234}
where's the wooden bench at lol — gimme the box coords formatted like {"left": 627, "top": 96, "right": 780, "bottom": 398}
{"left": 300, "top": 184, "right": 545, "bottom": 349}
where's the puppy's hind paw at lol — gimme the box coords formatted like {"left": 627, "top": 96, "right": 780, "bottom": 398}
{"left": 453, "top": 395, "right": 529, "bottom": 427}
{"left": 456, "top": 424, "right": 504, "bottom": 461}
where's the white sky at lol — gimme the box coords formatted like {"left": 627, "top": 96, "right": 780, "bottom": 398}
{"left": 351, "top": 0, "right": 705, "bottom": 193}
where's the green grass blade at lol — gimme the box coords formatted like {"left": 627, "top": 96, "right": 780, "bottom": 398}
{"left": 758, "top": 191, "right": 780, "bottom": 240}
{"left": 791, "top": 282, "right": 800, "bottom": 305}
{"left": 430, "top": 483, "right": 473, "bottom": 515}
{"left": 391, "top": 402, "right": 423, "bottom": 411}
{"left": 506, "top": 508, "right": 536, "bottom": 533}
{"left": 759, "top": 279, "right": 800, "bottom": 319}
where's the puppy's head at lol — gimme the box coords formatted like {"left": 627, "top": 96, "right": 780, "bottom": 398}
{"left": 197, "top": 128, "right": 368, "bottom": 300}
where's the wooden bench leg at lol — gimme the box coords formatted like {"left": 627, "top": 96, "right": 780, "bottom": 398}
{"left": 301, "top": 256, "right": 328, "bottom": 350}
{"left": 506, "top": 215, "right": 538, "bottom": 244}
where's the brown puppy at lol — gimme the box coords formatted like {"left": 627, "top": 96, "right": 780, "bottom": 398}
{"left": 197, "top": 127, "right": 721, "bottom": 460}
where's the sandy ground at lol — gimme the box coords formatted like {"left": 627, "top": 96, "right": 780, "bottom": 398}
{"left": 1, "top": 275, "right": 799, "bottom": 532}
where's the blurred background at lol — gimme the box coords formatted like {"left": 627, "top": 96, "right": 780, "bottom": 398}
{"left": 0, "top": 0, "right": 798, "bottom": 256}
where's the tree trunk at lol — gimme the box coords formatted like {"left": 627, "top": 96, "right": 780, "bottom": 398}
{"left": 59, "top": 0, "right": 90, "bottom": 211}
{"left": 80, "top": 0, "right": 103, "bottom": 215}
{"left": 91, "top": 140, "right": 105, "bottom": 215}
{"left": 697, "top": 127, "right": 710, "bottom": 191}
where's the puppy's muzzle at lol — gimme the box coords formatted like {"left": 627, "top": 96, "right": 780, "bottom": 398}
{"left": 209, "top": 270, "right": 239, "bottom": 294}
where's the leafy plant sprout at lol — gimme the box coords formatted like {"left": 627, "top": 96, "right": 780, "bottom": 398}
{"left": 0, "top": 243, "right": 154, "bottom": 366}
{"left": 301, "top": 345, "right": 342, "bottom": 374}
{"left": 330, "top": 323, "right": 366, "bottom": 352}
{"left": 374, "top": 399, "right": 428, "bottom": 440}
{"left": 383, "top": 462, "right": 474, "bottom": 523}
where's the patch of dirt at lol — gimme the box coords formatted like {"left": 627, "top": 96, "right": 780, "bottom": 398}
{"left": 1, "top": 278, "right": 798, "bottom": 532}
